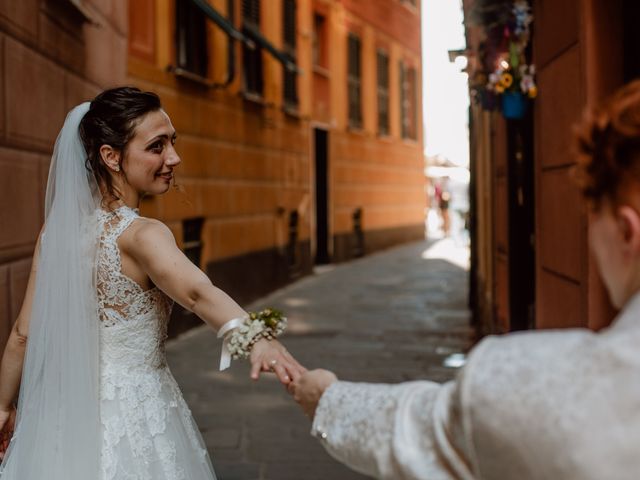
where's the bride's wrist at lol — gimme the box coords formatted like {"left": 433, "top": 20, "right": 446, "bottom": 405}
{"left": 227, "top": 309, "right": 287, "bottom": 358}
{"left": 218, "top": 309, "right": 287, "bottom": 370}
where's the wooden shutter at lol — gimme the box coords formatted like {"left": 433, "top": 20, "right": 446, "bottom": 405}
{"left": 377, "top": 50, "right": 390, "bottom": 135}
{"left": 242, "top": 0, "right": 263, "bottom": 95}
{"left": 283, "top": 0, "right": 298, "bottom": 107}
{"left": 348, "top": 34, "right": 362, "bottom": 127}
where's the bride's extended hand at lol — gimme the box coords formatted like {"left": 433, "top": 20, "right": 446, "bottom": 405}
{"left": 0, "top": 405, "right": 16, "bottom": 459}
{"left": 250, "top": 339, "right": 306, "bottom": 385}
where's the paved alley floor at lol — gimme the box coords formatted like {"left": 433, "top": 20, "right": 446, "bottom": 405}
{"left": 166, "top": 238, "right": 475, "bottom": 480}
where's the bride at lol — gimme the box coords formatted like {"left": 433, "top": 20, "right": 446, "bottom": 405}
{"left": 0, "top": 86, "right": 305, "bottom": 479}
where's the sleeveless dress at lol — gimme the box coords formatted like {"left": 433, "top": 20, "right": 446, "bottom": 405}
{"left": 96, "top": 206, "right": 217, "bottom": 480}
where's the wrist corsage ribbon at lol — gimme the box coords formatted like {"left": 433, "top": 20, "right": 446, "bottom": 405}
{"left": 217, "top": 308, "right": 287, "bottom": 370}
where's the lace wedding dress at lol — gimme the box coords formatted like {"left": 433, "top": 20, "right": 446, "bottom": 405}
{"left": 97, "top": 205, "right": 217, "bottom": 480}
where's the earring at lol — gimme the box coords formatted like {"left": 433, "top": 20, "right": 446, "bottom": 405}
{"left": 114, "top": 166, "right": 120, "bottom": 172}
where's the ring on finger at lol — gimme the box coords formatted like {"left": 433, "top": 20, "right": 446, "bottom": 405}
{"left": 269, "top": 359, "right": 278, "bottom": 371}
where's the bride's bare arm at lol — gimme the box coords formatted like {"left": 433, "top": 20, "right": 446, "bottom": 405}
{"left": 124, "top": 218, "right": 306, "bottom": 383}
{"left": 125, "top": 219, "right": 247, "bottom": 328}
{"left": 0, "top": 234, "right": 41, "bottom": 411}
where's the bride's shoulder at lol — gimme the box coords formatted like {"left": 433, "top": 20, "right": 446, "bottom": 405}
{"left": 119, "top": 216, "right": 176, "bottom": 254}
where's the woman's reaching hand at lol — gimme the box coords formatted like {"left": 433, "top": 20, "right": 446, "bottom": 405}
{"left": 0, "top": 405, "right": 16, "bottom": 460}
{"left": 249, "top": 339, "right": 307, "bottom": 385}
{"left": 289, "top": 369, "right": 338, "bottom": 418}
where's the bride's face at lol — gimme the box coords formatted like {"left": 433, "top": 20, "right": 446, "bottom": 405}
{"left": 121, "top": 109, "right": 180, "bottom": 196}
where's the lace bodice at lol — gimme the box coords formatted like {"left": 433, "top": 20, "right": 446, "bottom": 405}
{"left": 97, "top": 206, "right": 172, "bottom": 329}
{"left": 96, "top": 206, "right": 173, "bottom": 371}
{"left": 95, "top": 207, "right": 211, "bottom": 480}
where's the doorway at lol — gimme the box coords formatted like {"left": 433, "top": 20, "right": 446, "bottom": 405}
{"left": 623, "top": 0, "right": 640, "bottom": 82}
{"left": 314, "top": 128, "right": 330, "bottom": 264}
{"left": 507, "top": 111, "right": 536, "bottom": 331}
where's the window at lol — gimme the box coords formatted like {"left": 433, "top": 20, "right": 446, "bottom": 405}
{"left": 347, "top": 33, "right": 362, "bottom": 128}
{"left": 312, "top": 14, "right": 327, "bottom": 68}
{"left": 176, "top": 0, "right": 208, "bottom": 78}
{"left": 400, "top": 61, "right": 418, "bottom": 139}
{"left": 377, "top": 50, "right": 390, "bottom": 136}
{"left": 242, "top": 0, "right": 263, "bottom": 96}
{"left": 283, "top": 0, "right": 298, "bottom": 108}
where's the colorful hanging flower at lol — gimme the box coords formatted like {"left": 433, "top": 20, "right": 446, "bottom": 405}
{"left": 479, "top": 1, "right": 537, "bottom": 101}
{"left": 500, "top": 72, "right": 514, "bottom": 89}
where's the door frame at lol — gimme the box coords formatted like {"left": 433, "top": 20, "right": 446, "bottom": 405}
{"left": 310, "top": 122, "right": 332, "bottom": 264}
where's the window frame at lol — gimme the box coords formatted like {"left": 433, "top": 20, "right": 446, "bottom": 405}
{"left": 312, "top": 13, "right": 328, "bottom": 70}
{"left": 242, "top": 0, "right": 264, "bottom": 97}
{"left": 400, "top": 60, "right": 418, "bottom": 140}
{"left": 347, "top": 33, "right": 363, "bottom": 129}
{"left": 175, "top": 0, "right": 209, "bottom": 79}
{"left": 282, "top": 0, "right": 299, "bottom": 109}
{"left": 376, "top": 49, "right": 390, "bottom": 136}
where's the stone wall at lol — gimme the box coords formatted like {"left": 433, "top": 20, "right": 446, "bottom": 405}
{"left": 0, "top": 0, "right": 127, "bottom": 347}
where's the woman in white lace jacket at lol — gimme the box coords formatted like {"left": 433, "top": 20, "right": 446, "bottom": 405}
{"left": 291, "top": 81, "right": 640, "bottom": 480}
{"left": 0, "top": 87, "right": 305, "bottom": 479}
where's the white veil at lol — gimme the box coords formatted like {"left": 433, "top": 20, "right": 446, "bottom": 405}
{"left": 0, "top": 102, "right": 102, "bottom": 478}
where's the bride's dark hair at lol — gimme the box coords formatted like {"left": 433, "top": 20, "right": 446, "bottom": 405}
{"left": 79, "top": 86, "right": 162, "bottom": 200}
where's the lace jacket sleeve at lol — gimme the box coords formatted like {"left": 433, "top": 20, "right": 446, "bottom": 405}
{"left": 311, "top": 379, "right": 476, "bottom": 480}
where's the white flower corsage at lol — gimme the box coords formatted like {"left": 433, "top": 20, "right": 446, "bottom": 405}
{"left": 218, "top": 309, "right": 287, "bottom": 370}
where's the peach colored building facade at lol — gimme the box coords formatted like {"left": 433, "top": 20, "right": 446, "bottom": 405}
{"left": 0, "top": 0, "right": 424, "bottom": 340}
{"left": 127, "top": 0, "right": 425, "bottom": 308}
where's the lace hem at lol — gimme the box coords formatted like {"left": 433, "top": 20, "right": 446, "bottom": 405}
{"left": 101, "top": 367, "right": 209, "bottom": 480}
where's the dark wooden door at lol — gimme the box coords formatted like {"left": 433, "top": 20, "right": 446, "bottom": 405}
{"left": 314, "top": 128, "right": 330, "bottom": 264}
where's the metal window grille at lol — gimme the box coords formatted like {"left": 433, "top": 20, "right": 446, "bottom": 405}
{"left": 242, "top": 0, "right": 260, "bottom": 25}
{"left": 377, "top": 50, "right": 390, "bottom": 136}
{"left": 400, "top": 61, "right": 407, "bottom": 138}
{"left": 400, "top": 61, "right": 418, "bottom": 140}
{"left": 348, "top": 33, "right": 362, "bottom": 128}
{"left": 176, "top": 0, "right": 208, "bottom": 78}
{"left": 182, "top": 217, "right": 205, "bottom": 267}
{"left": 242, "top": 0, "right": 263, "bottom": 95}
{"left": 407, "top": 66, "right": 417, "bottom": 139}
{"left": 283, "top": 0, "right": 298, "bottom": 108}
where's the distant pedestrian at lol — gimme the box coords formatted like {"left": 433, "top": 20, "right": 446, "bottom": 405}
{"left": 290, "top": 80, "right": 640, "bottom": 479}
{"left": 434, "top": 179, "right": 452, "bottom": 236}
{"left": 439, "top": 185, "right": 452, "bottom": 236}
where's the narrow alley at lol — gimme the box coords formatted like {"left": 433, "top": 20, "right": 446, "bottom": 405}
{"left": 167, "top": 238, "right": 474, "bottom": 480}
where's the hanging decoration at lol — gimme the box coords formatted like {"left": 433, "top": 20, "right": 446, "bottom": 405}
{"left": 467, "top": 0, "right": 536, "bottom": 119}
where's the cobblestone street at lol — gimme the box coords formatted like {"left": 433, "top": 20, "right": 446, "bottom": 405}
{"left": 166, "top": 238, "right": 475, "bottom": 479}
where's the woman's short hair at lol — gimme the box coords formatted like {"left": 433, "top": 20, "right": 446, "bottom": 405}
{"left": 79, "top": 86, "right": 162, "bottom": 200}
{"left": 574, "top": 79, "right": 640, "bottom": 210}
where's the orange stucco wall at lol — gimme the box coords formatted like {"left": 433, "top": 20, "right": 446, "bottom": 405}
{"left": 128, "top": 0, "right": 425, "bottom": 266}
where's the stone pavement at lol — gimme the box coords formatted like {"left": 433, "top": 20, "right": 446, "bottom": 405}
{"left": 166, "top": 238, "right": 475, "bottom": 480}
